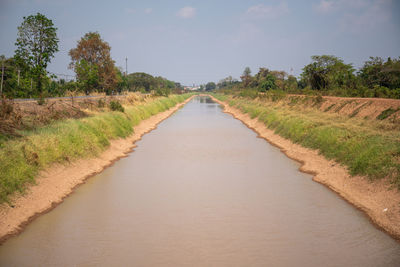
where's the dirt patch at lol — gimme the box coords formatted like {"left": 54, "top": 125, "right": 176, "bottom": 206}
{"left": 0, "top": 96, "right": 194, "bottom": 244}
{"left": 211, "top": 95, "right": 400, "bottom": 241}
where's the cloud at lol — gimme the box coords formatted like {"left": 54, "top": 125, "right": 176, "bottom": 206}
{"left": 144, "top": 8, "right": 152, "bottom": 14}
{"left": 124, "top": 8, "right": 135, "bottom": 14}
{"left": 244, "top": 2, "right": 289, "bottom": 20}
{"left": 339, "top": 0, "right": 392, "bottom": 32}
{"left": 313, "top": 0, "right": 335, "bottom": 13}
{"left": 313, "top": 0, "right": 392, "bottom": 33}
{"left": 177, "top": 6, "right": 196, "bottom": 19}
{"left": 313, "top": 0, "right": 380, "bottom": 14}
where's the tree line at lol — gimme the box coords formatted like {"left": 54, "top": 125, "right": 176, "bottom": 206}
{"left": 0, "top": 13, "right": 182, "bottom": 99}
{"left": 215, "top": 55, "right": 400, "bottom": 99}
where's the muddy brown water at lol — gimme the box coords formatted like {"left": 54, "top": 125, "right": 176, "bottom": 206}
{"left": 1, "top": 96, "right": 399, "bottom": 266}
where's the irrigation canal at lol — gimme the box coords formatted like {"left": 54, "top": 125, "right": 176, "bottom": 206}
{"left": 0, "top": 96, "right": 399, "bottom": 266}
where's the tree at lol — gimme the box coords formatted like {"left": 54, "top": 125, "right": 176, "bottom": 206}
{"left": 285, "top": 75, "right": 298, "bottom": 91}
{"left": 241, "top": 67, "right": 253, "bottom": 87}
{"left": 259, "top": 74, "right": 277, "bottom": 91}
{"left": 243, "top": 67, "right": 251, "bottom": 77}
{"left": 14, "top": 13, "right": 59, "bottom": 96}
{"left": 69, "top": 32, "right": 117, "bottom": 95}
{"left": 127, "top": 72, "right": 157, "bottom": 92}
{"left": 301, "top": 55, "right": 355, "bottom": 90}
{"left": 205, "top": 82, "right": 216, "bottom": 91}
{"left": 75, "top": 59, "right": 99, "bottom": 95}
{"left": 359, "top": 57, "right": 400, "bottom": 89}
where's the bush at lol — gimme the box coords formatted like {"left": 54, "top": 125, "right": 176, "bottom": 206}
{"left": 109, "top": 100, "right": 124, "bottom": 112}
{"left": 97, "top": 98, "right": 105, "bottom": 108}
{"left": 239, "top": 89, "right": 259, "bottom": 99}
{"left": 154, "top": 87, "right": 171, "bottom": 97}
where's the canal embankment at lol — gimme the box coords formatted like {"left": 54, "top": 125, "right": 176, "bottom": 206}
{"left": 210, "top": 94, "right": 400, "bottom": 240}
{"left": 0, "top": 94, "right": 195, "bottom": 244}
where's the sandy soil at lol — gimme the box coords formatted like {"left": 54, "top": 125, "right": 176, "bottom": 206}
{"left": 210, "top": 95, "right": 400, "bottom": 240}
{"left": 0, "top": 96, "right": 195, "bottom": 244}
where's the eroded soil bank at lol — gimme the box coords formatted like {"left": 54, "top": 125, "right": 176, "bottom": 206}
{"left": 0, "top": 96, "right": 194, "bottom": 244}
{"left": 210, "top": 95, "right": 400, "bottom": 240}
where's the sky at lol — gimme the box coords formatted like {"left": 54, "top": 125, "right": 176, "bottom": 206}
{"left": 0, "top": 0, "right": 399, "bottom": 85}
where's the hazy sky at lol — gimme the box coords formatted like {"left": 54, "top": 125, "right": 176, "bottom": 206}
{"left": 1, "top": 0, "right": 399, "bottom": 85}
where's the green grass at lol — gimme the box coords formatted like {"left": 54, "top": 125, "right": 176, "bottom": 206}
{"left": 213, "top": 94, "right": 400, "bottom": 189}
{"left": 377, "top": 108, "right": 400, "bottom": 120}
{"left": 0, "top": 94, "right": 192, "bottom": 203}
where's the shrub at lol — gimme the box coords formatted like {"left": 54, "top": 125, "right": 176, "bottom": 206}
{"left": 97, "top": 98, "right": 105, "bottom": 108}
{"left": 109, "top": 100, "right": 124, "bottom": 112}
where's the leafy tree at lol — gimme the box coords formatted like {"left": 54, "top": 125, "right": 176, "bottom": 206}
{"left": 243, "top": 67, "right": 251, "bottom": 77}
{"left": 259, "top": 74, "right": 277, "bottom": 91}
{"left": 75, "top": 59, "right": 99, "bottom": 95}
{"left": 114, "top": 67, "right": 128, "bottom": 94}
{"left": 69, "top": 32, "right": 117, "bottom": 95}
{"left": 241, "top": 67, "right": 253, "bottom": 87}
{"left": 0, "top": 55, "right": 36, "bottom": 98}
{"left": 285, "top": 75, "right": 298, "bottom": 91}
{"left": 217, "top": 76, "right": 239, "bottom": 88}
{"left": 127, "top": 72, "right": 157, "bottom": 92}
{"left": 301, "top": 55, "right": 355, "bottom": 90}
{"left": 205, "top": 82, "right": 216, "bottom": 91}
{"left": 359, "top": 57, "right": 400, "bottom": 89}
{"left": 14, "top": 13, "right": 59, "bottom": 96}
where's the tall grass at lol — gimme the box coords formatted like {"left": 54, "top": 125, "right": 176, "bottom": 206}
{"left": 213, "top": 94, "right": 400, "bottom": 189}
{"left": 0, "top": 94, "right": 192, "bottom": 203}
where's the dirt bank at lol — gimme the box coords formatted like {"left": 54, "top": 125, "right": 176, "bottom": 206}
{"left": 210, "top": 95, "right": 400, "bottom": 240}
{"left": 287, "top": 94, "right": 400, "bottom": 122}
{"left": 0, "top": 96, "right": 195, "bottom": 244}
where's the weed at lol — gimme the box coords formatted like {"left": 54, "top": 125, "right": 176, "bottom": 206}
{"left": 97, "top": 98, "right": 106, "bottom": 108}
{"left": 377, "top": 108, "right": 400, "bottom": 120}
{"left": 324, "top": 104, "right": 335, "bottom": 112}
{"left": 109, "top": 100, "right": 124, "bottom": 112}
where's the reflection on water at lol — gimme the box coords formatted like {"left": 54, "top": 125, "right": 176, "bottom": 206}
{"left": 198, "top": 96, "right": 216, "bottom": 104}
{"left": 0, "top": 96, "right": 399, "bottom": 266}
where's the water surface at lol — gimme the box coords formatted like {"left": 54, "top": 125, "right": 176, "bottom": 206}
{"left": 1, "top": 96, "right": 399, "bottom": 266}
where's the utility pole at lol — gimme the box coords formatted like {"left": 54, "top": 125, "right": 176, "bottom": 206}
{"left": 125, "top": 57, "right": 128, "bottom": 76}
{"left": 0, "top": 59, "right": 4, "bottom": 96}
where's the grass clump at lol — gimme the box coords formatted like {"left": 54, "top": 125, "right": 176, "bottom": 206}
{"left": 0, "top": 94, "right": 193, "bottom": 203}
{"left": 109, "top": 100, "right": 124, "bottom": 112}
{"left": 377, "top": 108, "right": 399, "bottom": 120}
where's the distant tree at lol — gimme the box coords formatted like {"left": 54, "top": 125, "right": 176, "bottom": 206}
{"left": 69, "top": 32, "right": 117, "bottom": 95}
{"left": 127, "top": 72, "right": 157, "bottom": 92}
{"left": 259, "top": 74, "right": 277, "bottom": 91}
{"left": 14, "top": 13, "right": 59, "bottom": 96}
{"left": 301, "top": 55, "right": 355, "bottom": 90}
{"left": 254, "top": 68, "right": 270, "bottom": 82}
{"left": 359, "top": 57, "right": 400, "bottom": 89}
{"left": 205, "top": 82, "right": 216, "bottom": 91}
{"left": 240, "top": 67, "right": 254, "bottom": 87}
{"left": 285, "top": 75, "right": 298, "bottom": 91}
{"left": 241, "top": 67, "right": 253, "bottom": 87}
{"left": 243, "top": 67, "right": 251, "bottom": 77}
{"left": 218, "top": 76, "right": 238, "bottom": 88}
